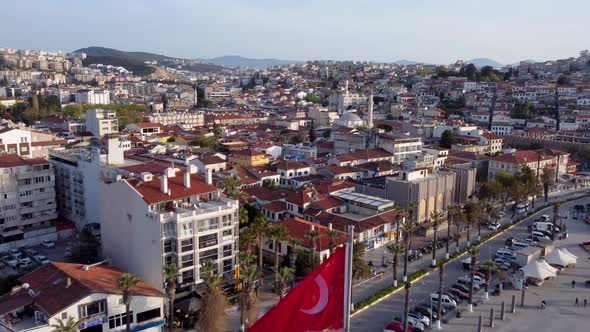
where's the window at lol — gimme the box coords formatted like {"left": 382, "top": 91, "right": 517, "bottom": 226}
{"left": 163, "top": 239, "right": 176, "bottom": 253}
{"left": 182, "top": 270, "right": 194, "bottom": 283}
{"left": 181, "top": 239, "right": 193, "bottom": 252}
{"left": 79, "top": 300, "right": 107, "bottom": 318}
{"left": 180, "top": 223, "right": 193, "bottom": 237}
{"left": 181, "top": 254, "right": 194, "bottom": 268}
{"left": 136, "top": 308, "right": 161, "bottom": 323}
{"left": 223, "top": 244, "right": 232, "bottom": 257}
{"left": 222, "top": 229, "right": 232, "bottom": 237}
{"left": 61, "top": 312, "right": 67, "bottom": 319}
{"left": 200, "top": 248, "right": 218, "bottom": 264}
{"left": 108, "top": 311, "right": 133, "bottom": 329}
{"left": 199, "top": 233, "right": 218, "bottom": 249}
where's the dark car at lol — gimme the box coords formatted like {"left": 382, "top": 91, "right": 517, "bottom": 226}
{"left": 505, "top": 237, "right": 515, "bottom": 246}
{"left": 451, "top": 283, "right": 470, "bottom": 293}
{"left": 413, "top": 306, "right": 438, "bottom": 321}
{"left": 443, "top": 292, "right": 460, "bottom": 303}
{"left": 448, "top": 287, "right": 469, "bottom": 300}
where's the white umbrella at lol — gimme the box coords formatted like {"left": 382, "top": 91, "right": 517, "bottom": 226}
{"left": 538, "top": 259, "right": 560, "bottom": 273}
{"left": 560, "top": 248, "right": 578, "bottom": 260}
{"left": 544, "top": 250, "right": 575, "bottom": 267}
{"left": 520, "top": 261, "right": 557, "bottom": 280}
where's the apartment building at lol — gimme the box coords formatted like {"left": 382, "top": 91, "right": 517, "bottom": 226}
{"left": 148, "top": 111, "right": 204, "bottom": 127}
{"left": 377, "top": 133, "right": 423, "bottom": 163}
{"left": 0, "top": 155, "right": 57, "bottom": 248}
{"left": 487, "top": 149, "right": 569, "bottom": 179}
{"left": 100, "top": 164, "right": 240, "bottom": 293}
{"left": 0, "top": 128, "right": 66, "bottom": 158}
{"left": 86, "top": 109, "right": 118, "bottom": 137}
{"left": 282, "top": 143, "right": 317, "bottom": 160}
{"left": 0, "top": 262, "right": 165, "bottom": 332}
{"left": 75, "top": 89, "right": 111, "bottom": 104}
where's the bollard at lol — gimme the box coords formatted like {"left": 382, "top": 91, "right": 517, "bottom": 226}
{"left": 477, "top": 315, "right": 483, "bottom": 332}
{"left": 511, "top": 295, "right": 516, "bottom": 313}
{"left": 490, "top": 308, "right": 495, "bottom": 328}
{"left": 501, "top": 301, "right": 506, "bottom": 320}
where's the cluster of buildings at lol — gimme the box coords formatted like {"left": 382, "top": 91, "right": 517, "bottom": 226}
{"left": 0, "top": 46, "right": 589, "bottom": 331}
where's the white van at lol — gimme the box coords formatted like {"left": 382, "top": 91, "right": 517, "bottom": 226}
{"left": 430, "top": 293, "right": 457, "bottom": 309}
{"left": 530, "top": 222, "right": 558, "bottom": 233}
{"left": 515, "top": 204, "right": 528, "bottom": 214}
{"left": 495, "top": 249, "right": 516, "bottom": 259}
{"left": 511, "top": 241, "right": 530, "bottom": 250}
{"left": 531, "top": 231, "right": 551, "bottom": 240}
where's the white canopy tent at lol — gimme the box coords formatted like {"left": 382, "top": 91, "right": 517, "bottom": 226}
{"left": 545, "top": 249, "right": 577, "bottom": 267}
{"left": 520, "top": 260, "right": 557, "bottom": 281}
{"left": 560, "top": 248, "right": 578, "bottom": 260}
{"left": 538, "top": 259, "right": 560, "bottom": 273}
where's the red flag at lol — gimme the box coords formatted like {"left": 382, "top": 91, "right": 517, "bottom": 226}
{"left": 249, "top": 246, "right": 346, "bottom": 332}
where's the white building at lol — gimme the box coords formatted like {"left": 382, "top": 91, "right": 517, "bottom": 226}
{"left": 377, "top": 134, "right": 423, "bottom": 163}
{"left": 282, "top": 144, "right": 317, "bottom": 160}
{"left": 100, "top": 164, "right": 240, "bottom": 294}
{"left": 0, "top": 128, "right": 66, "bottom": 158}
{"left": 75, "top": 89, "right": 111, "bottom": 104}
{"left": 307, "top": 107, "right": 339, "bottom": 127}
{"left": 0, "top": 262, "right": 165, "bottom": 332}
{"left": 148, "top": 111, "right": 204, "bottom": 127}
{"left": 86, "top": 109, "right": 118, "bottom": 137}
{"left": 0, "top": 155, "right": 57, "bottom": 250}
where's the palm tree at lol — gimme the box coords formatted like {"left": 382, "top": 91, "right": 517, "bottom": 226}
{"left": 327, "top": 229, "right": 339, "bottom": 254}
{"left": 468, "top": 247, "right": 479, "bottom": 312}
{"left": 268, "top": 224, "right": 290, "bottom": 288}
{"left": 403, "top": 281, "right": 412, "bottom": 332}
{"left": 199, "top": 260, "right": 228, "bottom": 332}
{"left": 540, "top": 165, "right": 555, "bottom": 203}
{"left": 248, "top": 212, "right": 270, "bottom": 270}
{"left": 384, "top": 242, "right": 404, "bottom": 287}
{"left": 239, "top": 205, "right": 249, "bottom": 226}
{"left": 117, "top": 273, "right": 139, "bottom": 332}
{"left": 219, "top": 175, "right": 247, "bottom": 201}
{"left": 430, "top": 211, "right": 446, "bottom": 267}
{"left": 162, "top": 264, "right": 178, "bottom": 332}
{"left": 463, "top": 201, "right": 479, "bottom": 247}
{"left": 276, "top": 266, "right": 295, "bottom": 300}
{"left": 436, "top": 264, "right": 444, "bottom": 330}
{"left": 50, "top": 317, "right": 83, "bottom": 332}
{"left": 239, "top": 250, "right": 256, "bottom": 268}
{"left": 448, "top": 205, "right": 464, "bottom": 254}
{"left": 401, "top": 218, "right": 417, "bottom": 282}
{"left": 552, "top": 202, "right": 561, "bottom": 240}
{"left": 305, "top": 228, "right": 321, "bottom": 268}
{"left": 241, "top": 265, "right": 260, "bottom": 329}
{"left": 480, "top": 260, "right": 496, "bottom": 300}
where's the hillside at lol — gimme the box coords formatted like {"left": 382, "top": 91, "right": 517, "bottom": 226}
{"left": 465, "top": 58, "right": 503, "bottom": 68}
{"left": 74, "top": 46, "right": 224, "bottom": 76}
{"left": 203, "top": 55, "right": 300, "bottom": 69}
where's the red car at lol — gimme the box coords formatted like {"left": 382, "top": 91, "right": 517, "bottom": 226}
{"left": 470, "top": 271, "right": 486, "bottom": 280}
{"left": 384, "top": 322, "right": 413, "bottom": 332}
{"left": 448, "top": 287, "right": 470, "bottom": 300}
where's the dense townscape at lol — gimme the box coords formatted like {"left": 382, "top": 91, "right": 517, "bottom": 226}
{"left": 0, "top": 44, "right": 590, "bottom": 332}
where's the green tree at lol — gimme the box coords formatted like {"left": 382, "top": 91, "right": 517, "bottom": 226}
{"left": 540, "top": 165, "right": 555, "bottom": 202}
{"left": 480, "top": 260, "right": 496, "bottom": 299}
{"left": 327, "top": 229, "right": 339, "bottom": 254}
{"left": 308, "top": 120, "right": 317, "bottom": 143}
{"left": 429, "top": 210, "right": 446, "bottom": 266}
{"left": 262, "top": 179, "right": 276, "bottom": 189}
{"left": 240, "top": 265, "right": 260, "bottom": 329}
{"left": 268, "top": 224, "right": 290, "bottom": 289}
{"left": 305, "top": 93, "right": 321, "bottom": 103}
{"left": 439, "top": 130, "right": 456, "bottom": 148}
{"left": 199, "top": 260, "right": 228, "bottom": 332}
{"left": 276, "top": 267, "right": 295, "bottom": 300}
{"left": 246, "top": 212, "right": 270, "bottom": 270}
{"left": 239, "top": 205, "right": 250, "bottom": 227}
{"left": 448, "top": 205, "right": 465, "bottom": 253}
{"left": 162, "top": 264, "right": 178, "bottom": 332}
{"left": 117, "top": 273, "right": 139, "bottom": 332}
{"left": 436, "top": 264, "right": 444, "bottom": 330}
{"left": 463, "top": 201, "right": 480, "bottom": 246}
{"left": 552, "top": 202, "right": 561, "bottom": 240}
{"left": 401, "top": 209, "right": 418, "bottom": 280}
{"left": 384, "top": 242, "right": 404, "bottom": 287}
{"left": 32, "top": 94, "right": 39, "bottom": 112}
{"left": 402, "top": 281, "right": 412, "bottom": 332}
{"left": 305, "top": 228, "right": 321, "bottom": 268}
{"left": 352, "top": 242, "right": 372, "bottom": 280}
{"left": 218, "top": 175, "right": 247, "bottom": 202}
{"left": 50, "top": 317, "right": 83, "bottom": 332}
{"left": 468, "top": 247, "right": 479, "bottom": 312}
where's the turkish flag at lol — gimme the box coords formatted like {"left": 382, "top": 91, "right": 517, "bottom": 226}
{"left": 249, "top": 246, "right": 346, "bottom": 332}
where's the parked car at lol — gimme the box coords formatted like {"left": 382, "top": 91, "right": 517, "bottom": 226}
{"left": 531, "top": 231, "right": 551, "bottom": 241}
{"left": 2, "top": 256, "right": 18, "bottom": 268}
{"left": 457, "top": 277, "right": 481, "bottom": 291}
{"left": 17, "top": 261, "right": 34, "bottom": 270}
{"left": 451, "top": 283, "right": 470, "bottom": 293}
{"left": 408, "top": 312, "right": 430, "bottom": 327}
{"left": 448, "top": 287, "right": 470, "bottom": 300}
{"left": 392, "top": 316, "right": 424, "bottom": 332}
{"left": 25, "top": 248, "right": 39, "bottom": 256}
{"left": 41, "top": 240, "right": 55, "bottom": 248}
{"left": 493, "top": 258, "right": 511, "bottom": 270}
{"left": 414, "top": 305, "right": 438, "bottom": 321}
{"left": 488, "top": 222, "right": 501, "bottom": 231}
{"left": 8, "top": 249, "right": 20, "bottom": 256}
{"left": 505, "top": 237, "right": 515, "bottom": 246}
{"left": 34, "top": 255, "right": 50, "bottom": 264}
{"left": 469, "top": 271, "right": 486, "bottom": 280}
{"left": 384, "top": 322, "right": 412, "bottom": 332}
{"left": 430, "top": 293, "right": 457, "bottom": 309}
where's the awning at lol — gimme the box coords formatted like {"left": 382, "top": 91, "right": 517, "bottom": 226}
{"left": 130, "top": 319, "right": 165, "bottom": 332}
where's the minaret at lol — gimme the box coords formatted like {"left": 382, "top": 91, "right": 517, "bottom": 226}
{"left": 368, "top": 91, "right": 374, "bottom": 128}
{"left": 345, "top": 80, "right": 349, "bottom": 94}
{"left": 193, "top": 84, "right": 198, "bottom": 107}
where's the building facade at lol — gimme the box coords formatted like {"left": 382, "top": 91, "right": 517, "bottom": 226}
{"left": 85, "top": 109, "right": 118, "bottom": 137}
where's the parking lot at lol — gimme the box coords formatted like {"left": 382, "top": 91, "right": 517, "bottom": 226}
{"left": 0, "top": 238, "right": 76, "bottom": 276}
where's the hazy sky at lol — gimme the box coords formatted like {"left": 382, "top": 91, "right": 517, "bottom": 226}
{"left": 2, "top": 0, "right": 588, "bottom": 64}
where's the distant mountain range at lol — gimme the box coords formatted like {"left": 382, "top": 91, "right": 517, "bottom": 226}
{"left": 465, "top": 58, "right": 503, "bottom": 68}
{"left": 198, "top": 55, "right": 301, "bottom": 69}
{"left": 394, "top": 59, "right": 421, "bottom": 66}
{"left": 74, "top": 46, "right": 224, "bottom": 76}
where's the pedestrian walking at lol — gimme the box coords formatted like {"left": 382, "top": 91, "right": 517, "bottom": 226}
{"left": 584, "top": 299, "right": 587, "bottom": 308}
{"left": 575, "top": 297, "right": 579, "bottom": 306}
{"left": 572, "top": 280, "right": 576, "bottom": 288}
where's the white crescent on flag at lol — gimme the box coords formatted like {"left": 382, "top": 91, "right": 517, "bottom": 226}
{"left": 300, "top": 275, "right": 329, "bottom": 315}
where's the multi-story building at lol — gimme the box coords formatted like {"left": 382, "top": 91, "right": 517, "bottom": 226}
{"left": 228, "top": 149, "right": 270, "bottom": 167}
{"left": 100, "top": 164, "right": 240, "bottom": 294}
{"left": 86, "top": 109, "right": 118, "bottom": 137}
{"left": 282, "top": 143, "right": 317, "bottom": 160}
{"left": 148, "top": 111, "right": 204, "bottom": 127}
{"left": 0, "top": 154, "right": 57, "bottom": 248}
{"left": 75, "top": 89, "right": 111, "bottom": 104}
{"left": 0, "top": 262, "right": 165, "bottom": 332}
{"left": 0, "top": 128, "right": 66, "bottom": 158}
{"left": 487, "top": 149, "right": 569, "bottom": 179}
{"left": 307, "top": 107, "right": 339, "bottom": 127}
{"left": 377, "top": 133, "right": 423, "bottom": 163}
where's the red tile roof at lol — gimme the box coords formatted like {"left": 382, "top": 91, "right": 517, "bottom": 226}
{"left": 278, "top": 217, "right": 347, "bottom": 250}
{"left": 481, "top": 132, "right": 502, "bottom": 140}
{"left": 261, "top": 201, "right": 287, "bottom": 213}
{"left": 0, "top": 262, "right": 162, "bottom": 316}
{"left": 490, "top": 150, "right": 553, "bottom": 164}
{"left": 0, "top": 154, "right": 48, "bottom": 168}
{"left": 124, "top": 171, "right": 217, "bottom": 204}
{"left": 312, "top": 179, "right": 355, "bottom": 195}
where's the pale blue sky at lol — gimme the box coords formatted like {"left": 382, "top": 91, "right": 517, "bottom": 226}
{"left": 2, "top": 0, "right": 588, "bottom": 64}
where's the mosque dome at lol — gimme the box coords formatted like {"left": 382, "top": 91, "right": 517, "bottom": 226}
{"left": 335, "top": 112, "right": 365, "bottom": 128}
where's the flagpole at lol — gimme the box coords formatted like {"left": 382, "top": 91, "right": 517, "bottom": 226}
{"left": 344, "top": 225, "right": 354, "bottom": 332}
